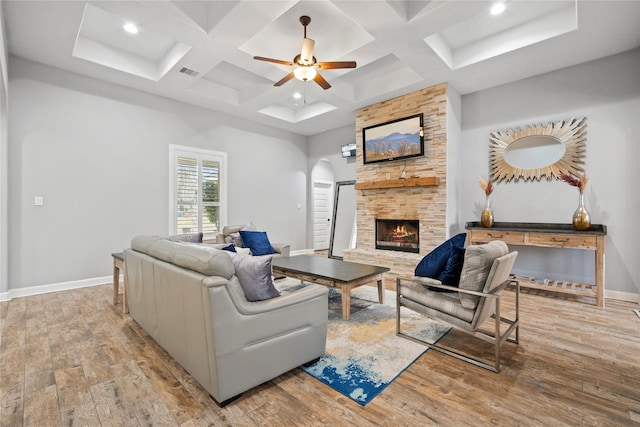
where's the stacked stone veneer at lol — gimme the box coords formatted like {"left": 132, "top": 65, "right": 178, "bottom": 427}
{"left": 343, "top": 83, "right": 448, "bottom": 287}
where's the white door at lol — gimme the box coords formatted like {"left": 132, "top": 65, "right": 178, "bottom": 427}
{"left": 313, "top": 181, "right": 332, "bottom": 250}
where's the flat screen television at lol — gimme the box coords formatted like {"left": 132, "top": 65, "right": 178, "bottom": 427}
{"left": 362, "top": 113, "right": 424, "bottom": 165}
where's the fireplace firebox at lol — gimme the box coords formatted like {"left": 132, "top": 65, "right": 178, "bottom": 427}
{"left": 375, "top": 219, "right": 419, "bottom": 253}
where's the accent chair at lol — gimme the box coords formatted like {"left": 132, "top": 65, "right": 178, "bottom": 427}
{"left": 396, "top": 240, "right": 520, "bottom": 372}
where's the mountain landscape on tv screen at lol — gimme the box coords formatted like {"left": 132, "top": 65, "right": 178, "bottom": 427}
{"left": 365, "top": 131, "right": 421, "bottom": 162}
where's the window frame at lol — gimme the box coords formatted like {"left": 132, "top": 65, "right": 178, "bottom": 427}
{"left": 168, "top": 144, "right": 227, "bottom": 240}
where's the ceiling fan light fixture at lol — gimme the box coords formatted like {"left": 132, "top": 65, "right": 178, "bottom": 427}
{"left": 294, "top": 66, "right": 317, "bottom": 81}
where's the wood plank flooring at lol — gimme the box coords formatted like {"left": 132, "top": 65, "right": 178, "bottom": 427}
{"left": 1, "top": 283, "right": 639, "bottom": 426}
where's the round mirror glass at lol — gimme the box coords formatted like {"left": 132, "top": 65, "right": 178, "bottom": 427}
{"left": 503, "top": 135, "right": 566, "bottom": 170}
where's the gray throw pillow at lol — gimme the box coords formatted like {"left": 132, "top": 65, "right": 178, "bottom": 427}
{"left": 228, "top": 253, "right": 280, "bottom": 302}
{"left": 458, "top": 241, "right": 508, "bottom": 309}
{"left": 229, "top": 232, "right": 244, "bottom": 248}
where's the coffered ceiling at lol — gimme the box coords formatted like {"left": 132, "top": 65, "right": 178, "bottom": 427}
{"left": 4, "top": 1, "right": 640, "bottom": 136}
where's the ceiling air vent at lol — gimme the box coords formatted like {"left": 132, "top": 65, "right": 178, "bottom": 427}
{"left": 179, "top": 67, "right": 199, "bottom": 77}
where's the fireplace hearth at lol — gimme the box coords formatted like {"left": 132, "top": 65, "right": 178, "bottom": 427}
{"left": 375, "top": 219, "right": 419, "bottom": 253}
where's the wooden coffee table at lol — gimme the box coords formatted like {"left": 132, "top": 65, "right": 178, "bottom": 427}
{"left": 272, "top": 256, "right": 389, "bottom": 320}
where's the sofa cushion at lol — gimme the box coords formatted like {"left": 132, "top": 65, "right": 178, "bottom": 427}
{"left": 229, "top": 232, "right": 244, "bottom": 247}
{"left": 207, "top": 242, "right": 237, "bottom": 253}
{"left": 458, "top": 241, "right": 508, "bottom": 309}
{"left": 239, "top": 230, "right": 277, "bottom": 256}
{"left": 166, "top": 232, "right": 203, "bottom": 243}
{"left": 222, "top": 222, "right": 258, "bottom": 245}
{"left": 236, "top": 247, "right": 251, "bottom": 255}
{"left": 227, "top": 253, "right": 280, "bottom": 302}
{"left": 415, "top": 233, "right": 466, "bottom": 278}
{"left": 131, "top": 236, "right": 235, "bottom": 279}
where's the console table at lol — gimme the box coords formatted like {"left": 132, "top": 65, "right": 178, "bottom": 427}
{"left": 465, "top": 222, "right": 607, "bottom": 307}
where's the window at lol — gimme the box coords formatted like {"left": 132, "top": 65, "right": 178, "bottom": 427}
{"left": 169, "top": 145, "right": 227, "bottom": 238}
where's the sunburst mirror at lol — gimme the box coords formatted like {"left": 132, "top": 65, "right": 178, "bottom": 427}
{"left": 489, "top": 117, "right": 587, "bottom": 182}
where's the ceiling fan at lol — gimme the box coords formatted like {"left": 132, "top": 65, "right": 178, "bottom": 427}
{"left": 253, "top": 15, "right": 357, "bottom": 90}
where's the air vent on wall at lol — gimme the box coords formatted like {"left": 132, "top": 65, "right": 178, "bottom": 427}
{"left": 179, "top": 67, "right": 199, "bottom": 77}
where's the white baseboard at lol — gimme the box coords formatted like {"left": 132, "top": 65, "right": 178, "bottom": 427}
{"left": 605, "top": 289, "right": 640, "bottom": 304}
{"left": 1, "top": 275, "right": 116, "bottom": 302}
{"left": 291, "top": 249, "right": 316, "bottom": 256}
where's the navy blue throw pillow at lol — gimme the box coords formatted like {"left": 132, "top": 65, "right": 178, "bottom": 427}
{"left": 239, "top": 230, "right": 277, "bottom": 256}
{"left": 415, "top": 233, "right": 466, "bottom": 278}
{"left": 437, "top": 245, "right": 465, "bottom": 286}
{"left": 221, "top": 244, "right": 236, "bottom": 252}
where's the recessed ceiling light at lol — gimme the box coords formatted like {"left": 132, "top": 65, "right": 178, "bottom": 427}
{"left": 123, "top": 22, "right": 138, "bottom": 34}
{"left": 293, "top": 92, "right": 302, "bottom": 99}
{"left": 490, "top": 3, "right": 506, "bottom": 15}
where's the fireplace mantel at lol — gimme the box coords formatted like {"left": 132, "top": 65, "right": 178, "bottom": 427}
{"left": 355, "top": 176, "right": 440, "bottom": 190}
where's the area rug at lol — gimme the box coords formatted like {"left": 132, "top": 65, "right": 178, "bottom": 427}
{"left": 277, "top": 280, "right": 451, "bottom": 405}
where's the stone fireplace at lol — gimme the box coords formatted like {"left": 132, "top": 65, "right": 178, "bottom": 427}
{"left": 343, "top": 82, "right": 451, "bottom": 284}
{"left": 375, "top": 219, "right": 419, "bottom": 253}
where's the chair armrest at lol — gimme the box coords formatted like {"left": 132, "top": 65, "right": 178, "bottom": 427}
{"left": 398, "top": 277, "right": 517, "bottom": 299}
{"left": 215, "top": 234, "right": 225, "bottom": 244}
{"left": 487, "top": 278, "right": 519, "bottom": 295}
{"left": 410, "top": 276, "right": 442, "bottom": 286}
{"left": 408, "top": 276, "right": 461, "bottom": 293}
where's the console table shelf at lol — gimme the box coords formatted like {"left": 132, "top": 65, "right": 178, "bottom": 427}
{"left": 465, "top": 222, "right": 607, "bottom": 307}
{"left": 355, "top": 176, "right": 440, "bottom": 190}
{"left": 511, "top": 275, "right": 596, "bottom": 298}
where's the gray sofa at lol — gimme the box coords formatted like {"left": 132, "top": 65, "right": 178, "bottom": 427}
{"left": 124, "top": 236, "right": 328, "bottom": 404}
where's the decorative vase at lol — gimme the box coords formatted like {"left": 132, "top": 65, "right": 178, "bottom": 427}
{"left": 480, "top": 196, "right": 494, "bottom": 228}
{"left": 572, "top": 193, "right": 591, "bottom": 231}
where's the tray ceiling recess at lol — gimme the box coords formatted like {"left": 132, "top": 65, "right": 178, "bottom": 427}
{"left": 72, "top": 4, "right": 191, "bottom": 81}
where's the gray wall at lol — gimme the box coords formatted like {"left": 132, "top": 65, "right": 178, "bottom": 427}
{"left": 4, "top": 46, "right": 639, "bottom": 298}
{"left": 308, "top": 124, "right": 357, "bottom": 183}
{"left": 306, "top": 125, "right": 357, "bottom": 249}
{"left": 460, "top": 48, "right": 640, "bottom": 295}
{"left": 7, "top": 57, "right": 308, "bottom": 291}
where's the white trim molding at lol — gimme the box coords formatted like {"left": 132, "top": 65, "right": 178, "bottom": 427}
{"left": 0, "top": 275, "right": 115, "bottom": 301}
{"left": 605, "top": 289, "right": 640, "bottom": 304}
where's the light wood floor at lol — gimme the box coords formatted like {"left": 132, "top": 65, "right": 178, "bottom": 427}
{"left": 1, "top": 283, "right": 639, "bottom": 426}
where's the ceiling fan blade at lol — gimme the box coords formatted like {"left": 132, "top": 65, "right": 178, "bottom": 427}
{"left": 316, "top": 61, "right": 357, "bottom": 70}
{"left": 274, "top": 72, "right": 295, "bottom": 87}
{"left": 313, "top": 72, "right": 331, "bottom": 90}
{"left": 254, "top": 56, "right": 294, "bottom": 67}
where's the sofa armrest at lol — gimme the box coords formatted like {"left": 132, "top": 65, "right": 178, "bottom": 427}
{"left": 271, "top": 243, "right": 290, "bottom": 257}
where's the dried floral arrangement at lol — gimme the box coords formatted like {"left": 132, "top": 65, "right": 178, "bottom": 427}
{"left": 560, "top": 173, "right": 588, "bottom": 194}
{"left": 478, "top": 177, "right": 493, "bottom": 196}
